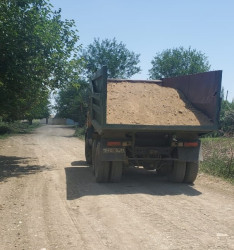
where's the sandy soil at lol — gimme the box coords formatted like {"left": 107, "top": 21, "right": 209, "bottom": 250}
{"left": 107, "top": 81, "right": 213, "bottom": 125}
{"left": 0, "top": 125, "right": 233, "bottom": 250}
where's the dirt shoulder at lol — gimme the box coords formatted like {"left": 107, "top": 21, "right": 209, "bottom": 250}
{"left": 0, "top": 125, "right": 233, "bottom": 250}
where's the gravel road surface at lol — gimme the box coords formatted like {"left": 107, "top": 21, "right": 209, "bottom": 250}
{"left": 0, "top": 125, "right": 233, "bottom": 250}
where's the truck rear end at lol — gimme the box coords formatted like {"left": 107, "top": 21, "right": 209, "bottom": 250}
{"left": 85, "top": 66, "right": 222, "bottom": 183}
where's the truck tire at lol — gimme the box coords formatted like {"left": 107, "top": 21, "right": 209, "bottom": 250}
{"left": 168, "top": 161, "right": 186, "bottom": 183}
{"left": 85, "top": 137, "right": 92, "bottom": 165}
{"left": 183, "top": 162, "right": 199, "bottom": 183}
{"left": 110, "top": 162, "right": 123, "bottom": 182}
{"left": 95, "top": 142, "right": 110, "bottom": 183}
{"left": 92, "top": 140, "right": 97, "bottom": 174}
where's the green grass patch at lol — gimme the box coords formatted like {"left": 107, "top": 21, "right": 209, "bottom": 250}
{"left": 201, "top": 137, "right": 234, "bottom": 183}
{"left": 0, "top": 121, "right": 41, "bottom": 138}
{"left": 73, "top": 126, "right": 85, "bottom": 140}
{"left": 0, "top": 133, "right": 9, "bottom": 139}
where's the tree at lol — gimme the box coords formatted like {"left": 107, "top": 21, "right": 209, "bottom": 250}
{"left": 149, "top": 47, "right": 210, "bottom": 79}
{"left": 0, "top": 0, "right": 82, "bottom": 121}
{"left": 25, "top": 89, "right": 51, "bottom": 125}
{"left": 82, "top": 38, "right": 141, "bottom": 79}
{"left": 219, "top": 99, "right": 234, "bottom": 136}
{"left": 55, "top": 80, "right": 91, "bottom": 126}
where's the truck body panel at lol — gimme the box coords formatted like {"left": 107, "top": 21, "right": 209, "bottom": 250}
{"left": 91, "top": 66, "right": 222, "bottom": 135}
{"left": 86, "top": 66, "right": 222, "bottom": 183}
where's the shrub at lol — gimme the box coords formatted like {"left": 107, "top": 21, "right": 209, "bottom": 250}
{"left": 74, "top": 126, "right": 85, "bottom": 139}
{"left": 201, "top": 138, "right": 234, "bottom": 183}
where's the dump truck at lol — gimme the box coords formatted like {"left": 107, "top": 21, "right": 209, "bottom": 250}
{"left": 85, "top": 66, "right": 222, "bottom": 183}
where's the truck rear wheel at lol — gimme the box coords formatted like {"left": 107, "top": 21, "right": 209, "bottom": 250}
{"left": 85, "top": 137, "right": 92, "bottom": 165}
{"left": 95, "top": 142, "right": 110, "bottom": 183}
{"left": 183, "top": 162, "right": 199, "bottom": 183}
{"left": 110, "top": 162, "right": 123, "bottom": 182}
{"left": 168, "top": 161, "right": 186, "bottom": 183}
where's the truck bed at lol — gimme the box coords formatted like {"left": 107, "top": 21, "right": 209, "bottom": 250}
{"left": 91, "top": 66, "right": 222, "bottom": 135}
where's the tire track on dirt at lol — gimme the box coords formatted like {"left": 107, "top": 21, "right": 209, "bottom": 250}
{"left": 0, "top": 125, "right": 233, "bottom": 250}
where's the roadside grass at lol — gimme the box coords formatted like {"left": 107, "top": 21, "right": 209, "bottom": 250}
{"left": 73, "top": 126, "right": 85, "bottom": 140}
{"left": 0, "top": 121, "right": 41, "bottom": 139}
{"left": 0, "top": 133, "right": 9, "bottom": 139}
{"left": 201, "top": 137, "right": 234, "bottom": 184}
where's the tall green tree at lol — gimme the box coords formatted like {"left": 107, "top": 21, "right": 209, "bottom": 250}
{"left": 55, "top": 81, "right": 91, "bottom": 126}
{"left": 25, "top": 88, "right": 51, "bottom": 125}
{"left": 149, "top": 47, "right": 210, "bottom": 79}
{"left": 0, "top": 0, "right": 82, "bottom": 121}
{"left": 82, "top": 38, "right": 141, "bottom": 79}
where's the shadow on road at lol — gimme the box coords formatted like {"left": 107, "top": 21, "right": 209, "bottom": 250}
{"left": 0, "top": 155, "right": 50, "bottom": 182}
{"left": 65, "top": 162, "right": 202, "bottom": 200}
{"left": 45, "top": 125, "right": 76, "bottom": 129}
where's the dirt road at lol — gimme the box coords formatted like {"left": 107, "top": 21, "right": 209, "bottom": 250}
{"left": 0, "top": 125, "right": 233, "bottom": 250}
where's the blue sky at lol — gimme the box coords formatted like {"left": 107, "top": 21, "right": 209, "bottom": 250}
{"left": 50, "top": 0, "right": 234, "bottom": 101}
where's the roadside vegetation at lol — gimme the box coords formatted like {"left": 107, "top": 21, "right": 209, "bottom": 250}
{"left": 0, "top": 120, "right": 40, "bottom": 139}
{"left": 201, "top": 137, "right": 234, "bottom": 183}
{"left": 0, "top": 0, "right": 82, "bottom": 123}
{"left": 73, "top": 126, "right": 86, "bottom": 139}
{"left": 199, "top": 91, "right": 234, "bottom": 183}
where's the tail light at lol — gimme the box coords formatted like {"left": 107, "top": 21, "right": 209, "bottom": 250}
{"left": 184, "top": 142, "right": 199, "bottom": 147}
{"left": 107, "top": 141, "right": 121, "bottom": 147}
{"left": 171, "top": 141, "right": 199, "bottom": 147}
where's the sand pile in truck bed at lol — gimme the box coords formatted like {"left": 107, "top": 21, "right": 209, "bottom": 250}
{"left": 106, "top": 81, "right": 213, "bottom": 126}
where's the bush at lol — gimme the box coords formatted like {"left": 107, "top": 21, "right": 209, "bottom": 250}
{"left": 0, "top": 124, "right": 11, "bottom": 134}
{"left": 202, "top": 99, "right": 234, "bottom": 138}
{"left": 73, "top": 126, "right": 85, "bottom": 139}
{"left": 219, "top": 99, "right": 234, "bottom": 136}
{"left": 0, "top": 121, "right": 40, "bottom": 136}
{"left": 201, "top": 138, "right": 234, "bottom": 183}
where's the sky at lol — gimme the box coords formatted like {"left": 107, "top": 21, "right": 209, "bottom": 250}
{"left": 50, "top": 0, "right": 234, "bottom": 101}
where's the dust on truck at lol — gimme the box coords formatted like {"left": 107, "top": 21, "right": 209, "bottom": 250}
{"left": 85, "top": 66, "right": 222, "bottom": 183}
